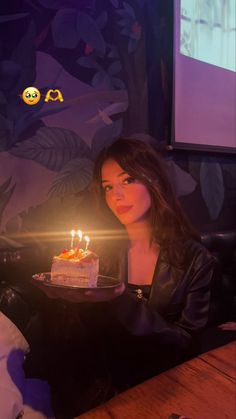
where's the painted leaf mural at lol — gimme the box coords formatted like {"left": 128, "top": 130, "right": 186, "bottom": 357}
{"left": 108, "top": 61, "right": 122, "bottom": 75}
{"left": 0, "top": 177, "right": 16, "bottom": 221}
{"left": 0, "top": 13, "right": 29, "bottom": 23}
{"left": 123, "top": 2, "right": 136, "bottom": 19}
{"left": 77, "top": 56, "right": 99, "bottom": 69}
{"left": 165, "top": 160, "right": 197, "bottom": 197}
{"left": 0, "top": 60, "right": 21, "bottom": 92}
{"left": 96, "top": 11, "right": 108, "bottom": 30}
{"left": 10, "top": 127, "right": 91, "bottom": 171}
{"left": 110, "top": 0, "right": 119, "bottom": 8}
{"left": 117, "top": 1, "right": 142, "bottom": 54}
{"left": 112, "top": 78, "right": 126, "bottom": 89}
{"left": 11, "top": 20, "right": 36, "bottom": 94}
{"left": 128, "top": 38, "right": 139, "bottom": 53}
{"left": 0, "top": 152, "right": 56, "bottom": 232}
{"left": 91, "top": 119, "right": 123, "bottom": 159}
{"left": 36, "top": 0, "right": 87, "bottom": 9}
{"left": 200, "top": 160, "right": 225, "bottom": 220}
{"left": 86, "top": 102, "right": 128, "bottom": 124}
{"left": 92, "top": 71, "right": 113, "bottom": 89}
{"left": 77, "top": 12, "right": 106, "bottom": 55}
{"left": 52, "top": 9, "right": 79, "bottom": 49}
{"left": 48, "top": 158, "right": 94, "bottom": 198}
{"left": 0, "top": 1, "right": 234, "bottom": 238}
{"left": 0, "top": 114, "right": 12, "bottom": 151}
{"left": 188, "top": 159, "right": 201, "bottom": 182}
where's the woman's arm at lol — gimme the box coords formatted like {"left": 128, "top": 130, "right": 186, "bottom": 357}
{"left": 108, "top": 256, "right": 217, "bottom": 351}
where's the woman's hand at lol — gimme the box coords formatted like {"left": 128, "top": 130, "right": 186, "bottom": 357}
{"left": 33, "top": 280, "right": 126, "bottom": 303}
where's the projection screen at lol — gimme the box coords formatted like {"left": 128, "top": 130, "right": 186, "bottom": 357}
{"left": 172, "top": 0, "right": 236, "bottom": 153}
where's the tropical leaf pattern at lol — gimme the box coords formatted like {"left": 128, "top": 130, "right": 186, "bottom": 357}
{"left": 96, "top": 11, "right": 108, "bottom": 30}
{"left": 110, "top": 0, "right": 119, "bottom": 8}
{"left": 91, "top": 119, "right": 123, "bottom": 159}
{"left": 37, "top": 0, "right": 90, "bottom": 9}
{"left": 10, "top": 127, "right": 91, "bottom": 171}
{"left": 0, "top": 13, "right": 29, "bottom": 23}
{"left": 166, "top": 160, "right": 197, "bottom": 197}
{"left": 0, "top": 0, "right": 234, "bottom": 236}
{"left": 52, "top": 9, "right": 79, "bottom": 49}
{"left": 77, "top": 12, "right": 106, "bottom": 55}
{"left": 200, "top": 159, "right": 224, "bottom": 220}
{"left": 116, "top": 2, "right": 142, "bottom": 53}
{"left": 0, "top": 177, "right": 16, "bottom": 220}
{"left": 48, "top": 158, "right": 94, "bottom": 197}
{"left": 11, "top": 20, "right": 36, "bottom": 94}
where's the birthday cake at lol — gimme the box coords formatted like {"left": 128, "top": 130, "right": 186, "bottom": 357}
{"left": 51, "top": 248, "right": 99, "bottom": 287}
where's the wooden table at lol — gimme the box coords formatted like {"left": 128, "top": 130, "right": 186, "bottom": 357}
{"left": 77, "top": 341, "right": 236, "bottom": 419}
{"left": 198, "top": 340, "right": 236, "bottom": 380}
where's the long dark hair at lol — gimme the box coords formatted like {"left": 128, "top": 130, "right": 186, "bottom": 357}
{"left": 92, "top": 138, "right": 199, "bottom": 272}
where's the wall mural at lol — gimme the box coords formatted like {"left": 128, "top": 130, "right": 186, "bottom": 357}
{"left": 0, "top": 0, "right": 235, "bottom": 251}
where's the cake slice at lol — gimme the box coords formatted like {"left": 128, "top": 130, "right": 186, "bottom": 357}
{"left": 51, "top": 248, "right": 99, "bottom": 287}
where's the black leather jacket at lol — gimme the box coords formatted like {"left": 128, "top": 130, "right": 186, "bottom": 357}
{"left": 108, "top": 239, "right": 218, "bottom": 352}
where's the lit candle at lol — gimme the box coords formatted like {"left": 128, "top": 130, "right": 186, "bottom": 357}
{"left": 84, "top": 235, "right": 90, "bottom": 252}
{"left": 77, "top": 230, "right": 83, "bottom": 245}
{"left": 70, "top": 229, "right": 76, "bottom": 249}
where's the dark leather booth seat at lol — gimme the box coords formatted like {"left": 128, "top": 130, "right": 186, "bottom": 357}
{"left": 199, "top": 230, "right": 236, "bottom": 353}
{"left": 201, "top": 230, "right": 236, "bottom": 322}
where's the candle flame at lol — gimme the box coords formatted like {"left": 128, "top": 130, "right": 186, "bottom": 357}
{"left": 84, "top": 235, "right": 90, "bottom": 251}
{"left": 77, "top": 230, "right": 83, "bottom": 241}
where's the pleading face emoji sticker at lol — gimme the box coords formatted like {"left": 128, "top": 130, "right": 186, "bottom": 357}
{"left": 22, "top": 87, "right": 41, "bottom": 105}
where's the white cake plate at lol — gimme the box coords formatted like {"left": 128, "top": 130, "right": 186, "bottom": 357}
{"left": 32, "top": 272, "right": 120, "bottom": 290}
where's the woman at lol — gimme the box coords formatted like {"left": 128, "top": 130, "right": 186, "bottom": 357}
{"left": 89, "top": 137, "right": 218, "bottom": 386}
{"left": 38, "top": 137, "right": 219, "bottom": 389}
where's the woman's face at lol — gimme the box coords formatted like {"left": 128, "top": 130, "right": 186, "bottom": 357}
{"left": 101, "top": 159, "right": 151, "bottom": 226}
